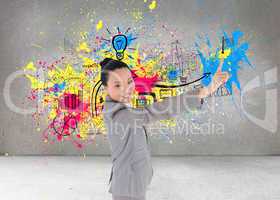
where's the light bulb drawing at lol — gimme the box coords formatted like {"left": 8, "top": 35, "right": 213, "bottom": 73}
{"left": 112, "top": 34, "right": 128, "bottom": 60}
{"left": 99, "top": 26, "right": 137, "bottom": 61}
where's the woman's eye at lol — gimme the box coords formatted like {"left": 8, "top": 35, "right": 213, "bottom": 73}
{"left": 115, "top": 85, "right": 120, "bottom": 88}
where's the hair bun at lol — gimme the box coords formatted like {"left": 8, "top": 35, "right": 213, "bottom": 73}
{"left": 100, "top": 58, "right": 114, "bottom": 68}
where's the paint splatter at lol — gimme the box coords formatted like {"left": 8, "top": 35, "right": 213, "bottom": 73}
{"left": 96, "top": 20, "right": 103, "bottom": 31}
{"left": 196, "top": 29, "right": 253, "bottom": 94}
{"left": 148, "top": 1, "right": 157, "bottom": 10}
{"left": 22, "top": 2, "right": 253, "bottom": 147}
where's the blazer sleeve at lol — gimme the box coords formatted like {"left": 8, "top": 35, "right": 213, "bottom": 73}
{"left": 111, "top": 88, "right": 203, "bottom": 127}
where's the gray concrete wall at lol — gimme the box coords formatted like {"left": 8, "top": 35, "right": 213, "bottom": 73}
{"left": 0, "top": 0, "right": 279, "bottom": 155}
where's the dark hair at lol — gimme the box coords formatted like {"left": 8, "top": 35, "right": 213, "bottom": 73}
{"left": 91, "top": 58, "right": 130, "bottom": 117}
{"left": 100, "top": 58, "right": 129, "bottom": 86}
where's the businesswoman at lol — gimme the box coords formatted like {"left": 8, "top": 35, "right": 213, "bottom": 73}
{"left": 97, "top": 57, "right": 229, "bottom": 200}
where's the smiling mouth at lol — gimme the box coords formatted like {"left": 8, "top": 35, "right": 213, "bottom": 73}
{"left": 121, "top": 95, "right": 132, "bottom": 101}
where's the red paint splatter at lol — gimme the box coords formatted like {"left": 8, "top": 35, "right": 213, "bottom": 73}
{"left": 131, "top": 70, "right": 159, "bottom": 93}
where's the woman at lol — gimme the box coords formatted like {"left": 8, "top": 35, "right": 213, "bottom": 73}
{"left": 99, "top": 58, "right": 229, "bottom": 200}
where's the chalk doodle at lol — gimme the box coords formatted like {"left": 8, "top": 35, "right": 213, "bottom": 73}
{"left": 21, "top": 1, "right": 253, "bottom": 148}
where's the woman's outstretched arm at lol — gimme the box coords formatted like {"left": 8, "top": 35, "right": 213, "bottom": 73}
{"left": 111, "top": 58, "right": 229, "bottom": 127}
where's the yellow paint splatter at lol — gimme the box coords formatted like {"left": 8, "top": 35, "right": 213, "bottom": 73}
{"left": 25, "top": 74, "right": 46, "bottom": 89}
{"left": 48, "top": 69, "right": 56, "bottom": 78}
{"left": 76, "top": 42, "right": 91, "bottom": 53}
{"left": 49, "top": 109, "right": 57, "bottom": 120}
{"left": 218, "top": 48, "right": 231, "bottom": 59}
{"left": 79, "top": 123, "right": 89, "bottom": 138}
{"left": 149, "top": 0, "right": 157, "bottom": 10}
{"left": 79, "top": 55, "right": 95, "bottom": 66}
{"left": 92, "top": 116, "right": 106, "bottom": 134}
{"left": 23, "top": 62, "right": 36, "bottom": 71}
{"left": 96, "top": 20, "right": 103, "bottom": 31}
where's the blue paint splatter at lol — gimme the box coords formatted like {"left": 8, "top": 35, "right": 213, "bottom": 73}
{"left": 196, "top": 29, "right": 253, "bottom": 94}
{"left": 53, "top": 82, "right": 66, "bottom": 93}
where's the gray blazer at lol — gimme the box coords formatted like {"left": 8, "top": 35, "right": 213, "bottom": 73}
{"left": 102, "top": 88, "right": 202, "bottom": 198}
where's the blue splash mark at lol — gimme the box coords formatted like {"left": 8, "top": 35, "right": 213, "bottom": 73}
{"left": 53, "top": 82, "right": 66, "bottom": 95}
{"left": 196, "top": 29, "right": 254, "bottom": 94}
{"left": 167, "top": 69, "right": 179, "bottom": 81}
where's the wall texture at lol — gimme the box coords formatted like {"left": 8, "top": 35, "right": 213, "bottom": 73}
{"left": 0, "top": 0, "right": 279, "bottom": 155}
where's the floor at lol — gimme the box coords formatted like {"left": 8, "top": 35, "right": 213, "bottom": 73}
{"left": 0, "top": 156, "right": 279, "bottom": 200}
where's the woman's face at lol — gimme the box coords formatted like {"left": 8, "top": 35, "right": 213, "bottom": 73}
{"left": 104, "top": 67, "right": 135, "bottom": 103}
